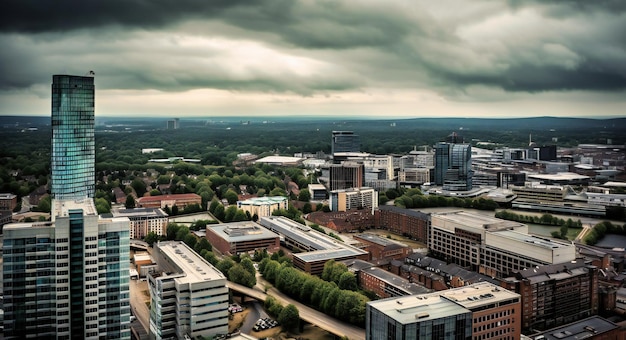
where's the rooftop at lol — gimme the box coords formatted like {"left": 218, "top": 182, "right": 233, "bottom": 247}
{"left": 368, "top": 294, "right": 470, "bottom": 325}
{"left": 489, "top": 230, "right": 573, "bottom": 249}
{"left": 432, "top": 210, "right": 524, "bottom": 232}
{"left": 53, "top": 198, "right": 98, "bottom": 218}
{"left": 440, "top": 281, "right": 520, "bottom": 309}
{"left": 137, "top": 193, "right": 201, "bottom": 203}
{"left": 254, "top": 156, "right": 304, "bottom": 165}
{"left": 354, "top": 233, "right": 408, "bottom": 248}
{"left": 208, "top": 221, "right": 279, "bottom": 242}
{"left": 530, "top": 316, "right": 619, "bottom": 340}
{"left": 237, "top": 196, "right": 288, "bottom": 206}
{"left": 109, "top": 207, "right": 168, "bottom": 218}
{"left": 157, "top": 241, "right": 226, "bottom": 283}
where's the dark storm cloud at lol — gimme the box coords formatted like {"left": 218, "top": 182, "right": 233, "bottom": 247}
{"left": 1, "top": 0, "right": 625, "bottom": 98}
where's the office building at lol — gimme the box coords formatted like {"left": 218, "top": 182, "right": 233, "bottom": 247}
{"left": 328, "top": 163, "right": 365, "bottom": 191}
{"left": 259, "top": 216, "right": 368, "bottom": 275}
{"left": 3, "top": 200, "right": 131, "bottom": 339}
{"left": 236, "top": 196, "right": 288, "bottom": 219}
{"left": 149, "top": 241, "right": 229, "bottom": 339}
{"left": 205, "top": 221, "right": 280, "bottom": 256}
{"left": 105, "top": 207, "right": 169, "bottom": 239}
{"left": 329, "top": 187, "right": 378, "bottom": 214}
{"left": 331, "top": 130, "right": 360, "bottom": 156}
{"left": 502, "top": 259, "right": 599, "bottom": 332}
{"left": 434, "top": 141, "right": 473, "bottom": 191}
{"left": 3, "top": 73, "right": 131, "bottom": 339}
{"left": 51, "top": 74, "right": 96, "bottom": 200}
{"left": 429, "top": 211, "right": 576, "bottom": 278}
{"left": 366, "top": 282, "right": 521, "bottom": 340}
{"left": 167, "top": 118, "right": 179, "bottom": 129}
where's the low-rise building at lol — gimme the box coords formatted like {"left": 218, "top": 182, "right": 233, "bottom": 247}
{"left": 353, "top": 233, "right": 412, "bottom": 261}
{"left": 205, "top": 221, "right": 280, "bottom": 256}
{"left": 374, "top": 206, "right": 430, "bottom": 244}
{"left": 137, "top": 193, "right": 201, "bottom": 209}
{"left": 236, "top": 196, "right": 288, "bottom": 219}
{"left": 105, "top": 207, "right": 168, "bottom": 239}
{"left": 528, "top": 316, "right": 620, "bottom": 340}
{"left": 149, "top": 241, "right": 229, "bottom": 340}
{"left": 329, "top": 187, "right": 378, "bottom": 214}
{"left": 345, "top": 259, "right": 431, "bottom": 298}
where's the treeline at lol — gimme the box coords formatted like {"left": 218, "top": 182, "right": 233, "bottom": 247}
{"left": 390, "top": 188, "right": 498, "bottom": 210}
{"left": 584, "top": 221, "right": 626, "bottom": 246}
{"left": 496, "top": 210, "right": 583, "bottom": 227}
{"left": 258, "top": 258, "right": 369, "bottom": 326}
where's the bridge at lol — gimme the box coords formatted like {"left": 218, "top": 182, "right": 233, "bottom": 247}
{"left": 130, "top": 239, "right": 149, "bottom": 251}
{"left": 227, "top": 280, "right": 365, "bottom": 340}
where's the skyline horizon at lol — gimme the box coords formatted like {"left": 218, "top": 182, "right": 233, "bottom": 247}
{"left": 1, "top": 2, "right": 625, "bottom": 118}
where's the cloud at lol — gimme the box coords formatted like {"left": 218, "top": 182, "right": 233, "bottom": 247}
{"left": 0, "top": 0, "right": 625, "bottom": 116}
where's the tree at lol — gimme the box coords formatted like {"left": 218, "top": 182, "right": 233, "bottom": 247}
{"left": 144, "top": 231, "right": 159, "bottom": 247}
{"left": 166, "top": 223, "right": 180, "bottom": 240}
{"left": 35, "top": 195, "right": 51, "bottom": 213}
{"left": 298, "top": 190, "right": 311, "bottom": 202}
{"left": 213, "top": 204, "right": 225, "bottom": 221}
{"left": 95, "top": 197, "right": 111, "bottom": 214}
{"left": 338, "top": 271, "right": 358, "bottom": 291}
{"left": 125, "top": 195, "right": 136, "bottom": 209}
{"left": 302, "top": 202, "right": 312, "bottom": 214}
{"left": 278, "top": 304, "right": 300, "bottom": 332}
{"left": 224, "top": 189, "right": 239, "bottom": 205}
{"left": 216, "top": 258, "right": 235, "bottom": 278}
{"left": 183, "top": 233, "right": 197, "bottom": 249}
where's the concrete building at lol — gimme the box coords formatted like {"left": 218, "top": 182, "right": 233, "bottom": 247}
{"left": 105, "top": 207, "right": 168, "bottom": 239}
{"left": 136, "top": 193, "right": 201, "bottom": 209}
{"left": 3, "top": 200, "right": 131, "bottom": 339}
{"left": 429, "top": 211, "right": 576, "bottom": 278}
{"left": 236, "top": 196, "right": 288, "bottom": 219}
{"left": 51, "top": 75, "right": 96, "bottom": 200}
{"left": 149, "top": 241, "right": 229, "bottom": 340}
{"left": 328, "top": 163, "right": 365, "bottom": 191}
{"left": 329, "top": 187, "right": 378, "bottom": 214}
{"left": 205, "top": 221, "right": 280, "bottom": 256}
{"left": 307, "top": 183, "right": 327, "bottom": 201}
{"left": 166, "top": 118, "right": 179, "bottom": 129}
{"left": 366, "top": 282, "right": 521, "bottom": 340}
{"left": 259, "top": 216, "right": 368, "bottom": 275}
{"left": 353, "top": 233, "right": 412, "bottom": 261}
{"left": 502, "top": 259, "right": 599, "bottom": 333}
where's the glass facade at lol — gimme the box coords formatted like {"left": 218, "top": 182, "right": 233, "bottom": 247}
{"left": 435, "top": 142, "right": 473, "bottom": 191}
{"left": 51, "top": 75, "right": 95, "bottom": 200}
{"left": 332, "top": 131, "right": 361, "bottom": 155}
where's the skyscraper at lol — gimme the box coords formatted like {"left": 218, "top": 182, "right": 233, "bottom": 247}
{"left": 331, "top": 131, "right": 360, "bottom": 155}
{"left": 434, "top": 137, "right": 473, "bottom": 191}
{"left": 3, "top": 74, "right": 131, "bottom": 339}
{"left": 51, "top": 74, "right": 95, "bottom": 200}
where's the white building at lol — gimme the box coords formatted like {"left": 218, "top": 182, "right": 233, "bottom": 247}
{"left": 236, "top": 196, "right": 288, "bottom": 218}
{"left": 107, "top": 207, "right": 169, "bottom": 239}
{"left": 149, "top": 241, "right": 229, "bottom": 340}
{"left": 329, "top": 187, "right": 378, "bottom": 214}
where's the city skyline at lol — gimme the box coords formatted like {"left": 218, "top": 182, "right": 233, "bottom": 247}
{"left": 1, "top": 1, "right": 625, "bottom": 118}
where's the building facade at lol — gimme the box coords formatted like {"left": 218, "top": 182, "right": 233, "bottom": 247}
{"left": 331, "top": 130, "right": 360, "bottom": 155}
{"left": 502, "top": 259, "right": 599, "bottom": 333}
{"left": 373, "top": 206, "right": 430, "bottom": 244}
{"left": 51, "top": 74, "right": 96, "bottom": 200}
{"left": 236, "top": 196, "right": 288, "bottom": 218}
{"left": 434, "top": 142, "right": 473, "bottom": 191}
{"left": 107, "top": 208, "right": 169, "bottom": 239}
{"left": 329, "top": 187, "right": 378, "bottom": 214}
{"left": 3, "top": 200, "right": 131, "bottom": 339}
{"left": 328, "top": 163, "right": 365, "bottom": 191}
{"left": 149, "top": 241, "right": 229, "bottom": 339}
{"left": 136, "top": 193, "right": 201, "bottom": 209}
{"left": 205, "top": 221, "right": 280, "bottom": 256}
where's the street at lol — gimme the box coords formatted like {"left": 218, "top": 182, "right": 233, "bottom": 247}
{"left": 129, "top": 275, "right": 151, "bottom": 337}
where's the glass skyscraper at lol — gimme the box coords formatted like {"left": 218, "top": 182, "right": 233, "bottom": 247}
{"left": 51, "top": 75, "right": 95, "bottom": 200}
{"left": 3, "top": 74, "right": 131, "bottom": 339}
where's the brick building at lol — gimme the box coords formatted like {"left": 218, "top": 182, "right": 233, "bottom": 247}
{"left": 353, "top": 233, "right": 412, "bottom": 261}
{"left": 345, "top": 259, "right": 431, "bottom": 299}
{"left": 373, "top": 205, "right": 430, "bottom": 244}
{"left": 136, "top": 193, "right": 201, "bottom": 209}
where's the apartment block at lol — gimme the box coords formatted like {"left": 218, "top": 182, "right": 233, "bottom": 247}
{"left": 149, "top": 241, "right": 229, "bottom": 339}
{"left": 105, "top": 207, "right": 168, "bottom": 239}
{"left": 329, "top": 187, "right": 378, "bottom": 214}
{"left": 236, "top": 196, "right": 288, "bottom": 218}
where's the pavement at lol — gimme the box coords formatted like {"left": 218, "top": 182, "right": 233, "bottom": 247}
{"left": 129, "top": 269, "right": 151, "bottom": 339}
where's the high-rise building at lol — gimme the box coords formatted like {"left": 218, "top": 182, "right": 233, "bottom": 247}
{"left": 3, "top": 74, "right": 131, "bottom": 339}
{"left": 331, "top": 131, "right": 360, "bottom": 155}
{"left": 434, "top": 140, "right": 473, "bottom": 191}
{"left": 149, "top": 241, "right": 229, "bottom": 339}
{"left": 328, "top": 163, "right": 365, "bottom": 191}
{"left": 51, "top": 74, "right": 96, "bottom": 200}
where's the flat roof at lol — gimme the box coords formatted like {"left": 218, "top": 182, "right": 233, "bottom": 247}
{"left": 432, "top": 210, "right": 524, "bottom": 231}
{"left": 440, "top": 282, "right": 519, "bottom": 309}
{"left": 157, "top": 241, "right": 226, "bottom": 283}
{"left": 111, "top": 207, "right": 168, "bottom": 218}
{"left": 489, "top": 230, "right": 572, "bottom": 249}
{"left": 368, "top": 294, "right": 470, "bottom": 325}
{"left": 526, "top": 172, "right": 590, "bottom": 181}
{"left": 260, "top": 216, "right": 340, "bottom": 250}
{"left": 531, "top": 316, "right": 618, "bottom": 340}
{"left": 360, "top": 266, "right": 431, "bottom": 295}
{"left": 254, "top": 156, "right": 304, "bottom": 164}
{"left": 53, "top": 199, "right": 98, "bottom": 218}
{"left": 238, "top": 196, "right": 287, "bottom": 206}
{"left": 294, "top": 248, "right": 367, "bottom": 262}
{"left": 208, "top": 221, "right": 279, "bottom": 243}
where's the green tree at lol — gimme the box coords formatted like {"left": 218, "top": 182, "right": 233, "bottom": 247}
{"left": 125, "top": 195, "right": 136, "bottom": 209}
{"left": 224, "top": 189, "right": 239, "bottom": 205}
{"left": 216, "top": 258, "right": 236, "bottom": 278}
{"left": 144, "top": 231, "right": 159, "bottom": 247}
{"left": 338, "top": 271, "right": 358, "bottom": 291}
{"left": 95, "top": 197, "right": 111, "bottom": 214}
{"left": 35, "top": 195, "right": 52, "bottom": 213}
{"left": 213, "top": 204, "right": 225, "bottom": 221}
{"left": 166, "top": 223, "right": 180, "bottom": 240}
{"left": 183, "top": 233, "right": 197, "bottom": 249}
{"left": 298, "top": 190, "right": 311, "bottom": 202}
{"left": 278, "top": 304, "right": 300, "bottom": 332}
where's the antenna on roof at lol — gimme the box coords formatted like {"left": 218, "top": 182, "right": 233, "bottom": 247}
{"left": 87, "top": 70, "right": 95, "bottom": 76}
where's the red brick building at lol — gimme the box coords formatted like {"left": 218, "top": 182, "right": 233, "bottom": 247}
{"left": 373, "top": 205, "right": 429, "bottom": 243}
{"left": 344, "top": 259, "right": 430, "bottom": 298}
{"left": 353, "top": 233, "right": 412, "bottom": 261}
{"left": 137, "top": 193, "right": 201, "bottom": 209}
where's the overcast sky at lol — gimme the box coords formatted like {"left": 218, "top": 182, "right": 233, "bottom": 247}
{"left": 1, "top": 0, "right": 625, "bottom": 118}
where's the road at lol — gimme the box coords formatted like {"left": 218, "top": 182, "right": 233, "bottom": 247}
{"left": 129, "top": 276, "right": 151, "bottom": 337}
{"left": 227, "top": 277, "right": 366, "bottom": 340}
